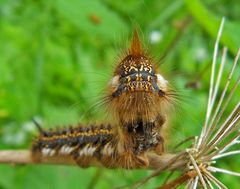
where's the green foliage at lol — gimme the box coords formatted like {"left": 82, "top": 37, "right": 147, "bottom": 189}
{"left": 0, "top": 0, "right": 239, "bottom": 188}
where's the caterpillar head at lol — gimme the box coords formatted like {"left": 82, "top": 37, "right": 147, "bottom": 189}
{"left": 110, "top": 31, "right": 168, "bottom": 97}
{"left": 107, "top": 31, "right": 171, "bottom": 124}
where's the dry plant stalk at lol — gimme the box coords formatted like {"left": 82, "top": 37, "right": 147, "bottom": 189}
{"left": 0, "top": 18, "right": 239, "bottom": 189}
{"left": 132, "top": 18, "right": 240, "bottom": 189}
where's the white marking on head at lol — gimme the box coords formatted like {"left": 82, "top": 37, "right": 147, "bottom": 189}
{"left": 156, "top": 74, "right": 168, "bottom": 91}
{"left": 109, "top": 75, "right": 120, "bottom": 88}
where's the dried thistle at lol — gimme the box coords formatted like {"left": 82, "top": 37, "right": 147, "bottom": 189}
{"left": 133, "top": 18, "right": 240, "bottom": 189}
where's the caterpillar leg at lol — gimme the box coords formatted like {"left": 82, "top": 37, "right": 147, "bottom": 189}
{"left": 154, "top": 135, "right": 165, "bottom": 155}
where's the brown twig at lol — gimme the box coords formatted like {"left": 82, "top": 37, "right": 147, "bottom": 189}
{"left": 0, "top": 150, "right": 76, "bottom": 165}
{"left": 132, "top": 152, "right": 187, "bottom": 188}
{"left": 157, "top": 170, "right": 197, "bottom": 189}
{"left": 0, "top": 150, "right": 181, "bottom": 170}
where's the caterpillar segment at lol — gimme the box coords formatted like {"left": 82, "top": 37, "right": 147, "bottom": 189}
{"left": 31, "top": 124, "right": 149, "bottom": 169}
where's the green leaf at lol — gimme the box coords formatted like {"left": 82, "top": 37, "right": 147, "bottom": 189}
{"left": 185, "top": 0, "right": 240, "bottom": 54}
{"left": 56, "top": 0, "right": 128, "bottom": 41}
{"left": 0, "top": 166, "right": 15, "bottom": 189}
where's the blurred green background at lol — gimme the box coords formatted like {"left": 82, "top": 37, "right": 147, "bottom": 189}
{"left": 0, "top": 0, "right": 239, "bottom": 188}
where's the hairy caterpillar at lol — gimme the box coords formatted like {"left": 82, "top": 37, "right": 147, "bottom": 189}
{"left": 31, "top": 31, "right": 174, "bottom": 169}
{"left": 106, "top": 31, "right": 173, "bottom": 155}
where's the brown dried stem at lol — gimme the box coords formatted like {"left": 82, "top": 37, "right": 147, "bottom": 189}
{"left": 0, "top": 150, "right": 180, "bottom": 170}
{"left": 157, "top": 170, "right": 197, "bottom": 189}
{"left": 0, "top": 150, "right": 76, "bottom": 166}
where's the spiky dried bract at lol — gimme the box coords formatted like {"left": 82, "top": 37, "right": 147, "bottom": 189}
{"left": 182, "top": 28, "right": 240, "bottom": 188}
{"left": 133, "top": 18, "right": 240, "bottom": 189}
{"left": 168, "top": 19, "right": 240, "bottom": 189}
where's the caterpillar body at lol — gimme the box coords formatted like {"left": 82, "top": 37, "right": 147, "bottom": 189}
{"left": 31, "top": 31, "right": 173, "bottom": 169}
{"left": 32, "top": 124, "right": 149, "bottom": 169}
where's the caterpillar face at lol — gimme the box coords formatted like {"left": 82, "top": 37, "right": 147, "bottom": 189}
{"left": 110, "top": 54, "right": 168, "bottom": 98}
{"left": 107, "top": 31, "right": 171, "bottom": 125}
